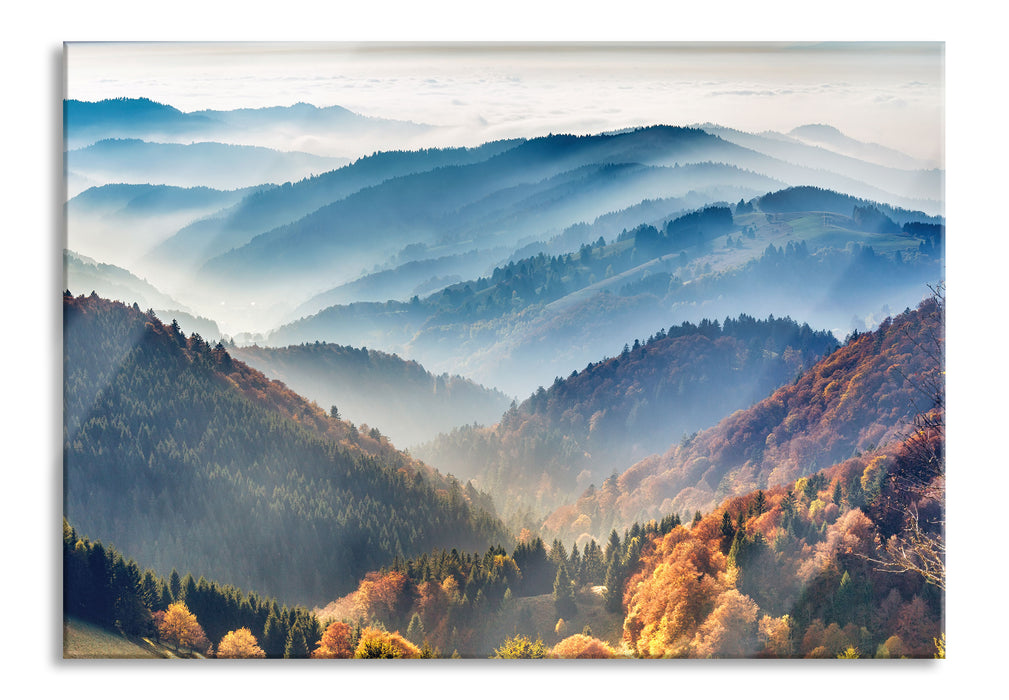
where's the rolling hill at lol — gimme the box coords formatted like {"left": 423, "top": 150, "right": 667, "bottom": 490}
{"left": 413, "top": 313, "right": 838, "bottom": 526}
{"left": 265, "top": 189, "right": 941, "bottom": 398}
{"left": 229, "top": 342, "right": 513, "bottom": 448}
{"left": 63, "top": 292, "right": 510, "bottom": 606}
{"left": 541, "top": 293, "right": 943, "bottom": 542}
{"left": 66, "top": 138, "right": 348, "bottom": 196}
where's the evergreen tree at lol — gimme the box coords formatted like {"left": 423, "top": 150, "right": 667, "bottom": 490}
{"left": 262, "top": 609, "right": 289, "bottom": 658}
{"left": 720, "top": 510, "right": 736, "bottom": 553}
{"left": 603, "top": 559, "right": 623, "bottom": 613}
{"left": 284, "top": 623, "right": 310, "bottom": 659}
{"left": 406, "top": 612, "right": 425, "bottom": 644}
{"left": 168, "top": 569, "right": 181, "bottom": 602}
{"left": 604, "top": 530, "right": 621, "bottom": 565}
{"left": 553, "top": 562, "right": 577, "bottom": 618}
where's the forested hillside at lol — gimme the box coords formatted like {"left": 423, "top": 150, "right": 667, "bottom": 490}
{"left": 543, "top": 295, "right": 943, "bottom": 542}
{"left": 63, "top": 250, "right": 222, "bottom": 340}
{"left": 199, "top": 127, "right": 777, "bottom": 298}
{"left": 415, "top": 314, "right": 837, "bottom": 527}
{"left": 267, "top": 189, "right": 941, "bottom": 397}
{"left": 303, "top": 388, "right": 943, "bottom": 658}
{"left": 230, "top": 342, "right": 512, "bottom": 448}
{"left": 619, "top": 400, "right": 944, "bottom": 658}
{"left": 64, "top": 519, "right": 325, "bottom": 658}
{"left": 63, "top": 292, "right": 509, "bottom": 605}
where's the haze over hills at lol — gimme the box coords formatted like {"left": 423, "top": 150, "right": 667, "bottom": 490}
{"left": 66, "top": 138, "right": 348, "bottom": 197}
{"left": 266, "top": 188, "right": 941, "bottom": 397}
{"left": 64, "top": 97, "right": 435, "bottom": 157}
{"left": 541, "top": 295, "right": 943, "bottom": 543}
{"left": 66, "top": 183, "right": 270, "bottom": 270}
{"left": 695, "top": 123, "right": 943, "bottom": 211}
{"left": 196, "top": 127, "right": 777, "bottom": 303}
{"left": 62, "top": 100, "right": 946, "bottom": 346}
{"left": 229, "top": 342, "right": 513, "bottom": 449}
{"left": 139, "top": 139, "right": 522, "bottom": 293}
{"left": 61, "top": 42, "right": 945, "bottom": 659}
{"left": 414, "top": 313, "right": 839, "bottom": 528}
{"left": 64, "top": 250, "right": 222, "bottom": 339}
{"left": 787, "top": 123, "right": 934, "bottom": 171}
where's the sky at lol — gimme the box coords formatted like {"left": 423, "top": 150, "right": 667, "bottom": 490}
{"left": 65, "top": 41, "right": 944, "bottom": 166}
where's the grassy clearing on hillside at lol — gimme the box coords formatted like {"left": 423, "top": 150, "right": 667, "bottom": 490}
{"left": 481, "top": 586, "right": 626, "bottom": 657}
{"left": 63, "top": 617, "right": 165, "bottom": 659}
{"left": 63, "top": 617, "right": 210, "bottom": 659}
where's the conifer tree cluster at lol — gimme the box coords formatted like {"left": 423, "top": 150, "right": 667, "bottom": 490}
{"left": 64, "top": 520, "right": 322, "bottom": 657}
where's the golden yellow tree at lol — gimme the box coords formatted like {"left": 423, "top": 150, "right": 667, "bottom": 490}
{"left": 550, "top": 634, "right": 618, "bottom": 659}
{"left": 216, "top": 628, "right": 266, "bottom": 658}
{"left": 492, "top": 634, "right": 549, "bottom": 659}
{"left": 157, "top": 601, "right": 210, "bottom": 653}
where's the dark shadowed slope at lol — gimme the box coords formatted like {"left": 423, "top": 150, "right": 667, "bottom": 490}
{"left": 63, "top": 292, "right": 510, "bottom": 606}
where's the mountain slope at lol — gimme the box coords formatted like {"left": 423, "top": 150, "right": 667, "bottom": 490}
{"left": 414, "top": 314, "right": 838, "bottom": 526}
{"left": 64, "top": 98, "right": 434, "bottom": 155}
{"left": 696, "top": 123, "right": 943, "bottom": 210}
{"left": 199, "top": 127, "right": 778, "bottom": 297}
{"left": 63, "top": 250, "right": 221, "bottom": 339}
{"left": 788, "top": 123, "right": 932, "bottom": 170}
{"left": 63, "top": 292, "right": 510, "bottom": 606}
{"left": 620, "top": 416, "right": 943, "bottom": 658}
{"left": 542, "top": 294, "right": 943, "bottom": 541}
{"left": 266, "top": 191, "right": 940, "bottom": 397}
{"left": 229, "top": 342, "right": 513, "bottom": 448}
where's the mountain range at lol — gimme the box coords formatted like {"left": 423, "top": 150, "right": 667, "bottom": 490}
{"left": 61, "top": 97, "right": 944, "bottom": 657}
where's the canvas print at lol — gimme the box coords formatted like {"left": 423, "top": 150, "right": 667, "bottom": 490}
{"left": 62, "top": 42, "right": 944, "bottom": 659}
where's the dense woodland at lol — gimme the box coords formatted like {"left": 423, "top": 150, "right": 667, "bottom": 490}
{"left": 63, "top": 289, "right": 943, "bottom": 659}
{"left": 416, "top": 314, "right": 837, "bottom": 528}
{"left": 543, "top": 296, "right": 944, "bottom": 542}
{"left": 64, "top": 519, "right": 323, "bottom": 657}
{"left": 63, "top": 293, "right": 508, "bottom": 605}
{"left": 65, "top": 388, "right": 943, "bottom": 658}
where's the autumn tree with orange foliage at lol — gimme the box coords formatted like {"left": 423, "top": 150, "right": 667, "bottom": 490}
{"left": 622, "top": 527, "right": 729, "bottom": 657}
{"left": 217, "top": 628, "right": 266, "bottom": 658}
{"left": 312, "top": 621, "right": 356, "bottom": 659}
{"left": 551, "top": 634, "right": 618, "bottom": 658}
{"left": 158, "top": 601, "right": 211, "bottom": 654}
{"left": 357, "top": 571, "right": 412, "bottom": 628}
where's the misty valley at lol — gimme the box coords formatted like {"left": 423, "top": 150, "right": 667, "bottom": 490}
{"left": 62, "top": 93, "right": 944, "bottom": 660}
